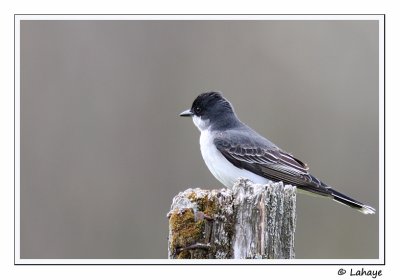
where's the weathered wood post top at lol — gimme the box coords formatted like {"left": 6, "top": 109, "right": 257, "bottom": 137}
{"left": 167, "top": 178, "right": 297, "bottom": 259}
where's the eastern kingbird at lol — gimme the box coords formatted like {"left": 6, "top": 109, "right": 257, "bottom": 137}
{"left": 180, "top": 91, "right": 375, "bottom": 214}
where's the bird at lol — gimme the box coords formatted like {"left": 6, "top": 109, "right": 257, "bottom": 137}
{"left": 179, "top": 91, "right": 375, "bottom": 214}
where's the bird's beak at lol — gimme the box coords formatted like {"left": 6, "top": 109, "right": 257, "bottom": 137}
{"left": 179, "top": 109, "right": 193, "bottom": 117}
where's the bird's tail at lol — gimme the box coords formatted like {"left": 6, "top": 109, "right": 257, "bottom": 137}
{"left": 330, "top": 189, "right": 376, "bottom": 215}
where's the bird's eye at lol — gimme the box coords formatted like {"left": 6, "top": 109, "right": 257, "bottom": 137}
{"left": 194, "top": 106, "right": 202, "bottom": 114}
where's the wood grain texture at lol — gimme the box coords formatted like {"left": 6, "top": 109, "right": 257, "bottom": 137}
{"left": 168, "top": 178, "right": 296, "bottom": 259}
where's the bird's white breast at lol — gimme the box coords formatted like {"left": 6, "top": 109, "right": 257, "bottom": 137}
{"left": 199, "top": 129, "right": 270, "bottom": 188}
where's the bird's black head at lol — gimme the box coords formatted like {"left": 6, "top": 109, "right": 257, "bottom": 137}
{"left": 180, "top": 91, "right": 239, "bottom": 131}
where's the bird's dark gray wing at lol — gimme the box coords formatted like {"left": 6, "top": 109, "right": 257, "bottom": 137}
{"left": 214, "top": 131, "right": 331, "bottom": 196}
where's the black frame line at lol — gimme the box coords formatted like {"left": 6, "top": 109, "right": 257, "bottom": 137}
{"left": 14, "top": 13, "right": 386, "bottom": 266}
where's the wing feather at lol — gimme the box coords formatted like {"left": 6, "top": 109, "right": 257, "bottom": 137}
{"left": 214, "top": 132, "right": 330, "bottom": 196}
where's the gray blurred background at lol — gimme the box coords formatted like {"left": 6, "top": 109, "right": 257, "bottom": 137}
{"left": 20, "top": 20, "right": 379, "bottom": 259}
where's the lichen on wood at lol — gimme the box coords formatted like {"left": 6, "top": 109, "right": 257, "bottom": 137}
{"left": 167, "top": 188, "right": 234, "bottom": 259}
{"left": 167, "top": 178, "right": 297, "bottom": 259}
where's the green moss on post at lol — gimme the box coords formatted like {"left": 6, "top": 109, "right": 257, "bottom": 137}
{"left": 167, "top": 179, "right": 297, "bottom": 259}
{"left": 169, "top": 208, "right": 205, "bottom": 258}
{"left": 167, "top": 188, "right": 234, "bottom": 259}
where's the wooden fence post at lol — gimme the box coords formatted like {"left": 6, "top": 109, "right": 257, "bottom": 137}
{"left": 167, "top": 178, "right": 297, "bottom": 259}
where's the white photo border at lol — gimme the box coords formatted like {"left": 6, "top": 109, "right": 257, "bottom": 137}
{"left": 14, "top": 14, "right": 385, "bottom": 265}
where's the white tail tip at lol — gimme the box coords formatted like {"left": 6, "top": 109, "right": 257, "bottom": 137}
{"left": 360, "top": 205, "right": 376, "bottom": 215}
